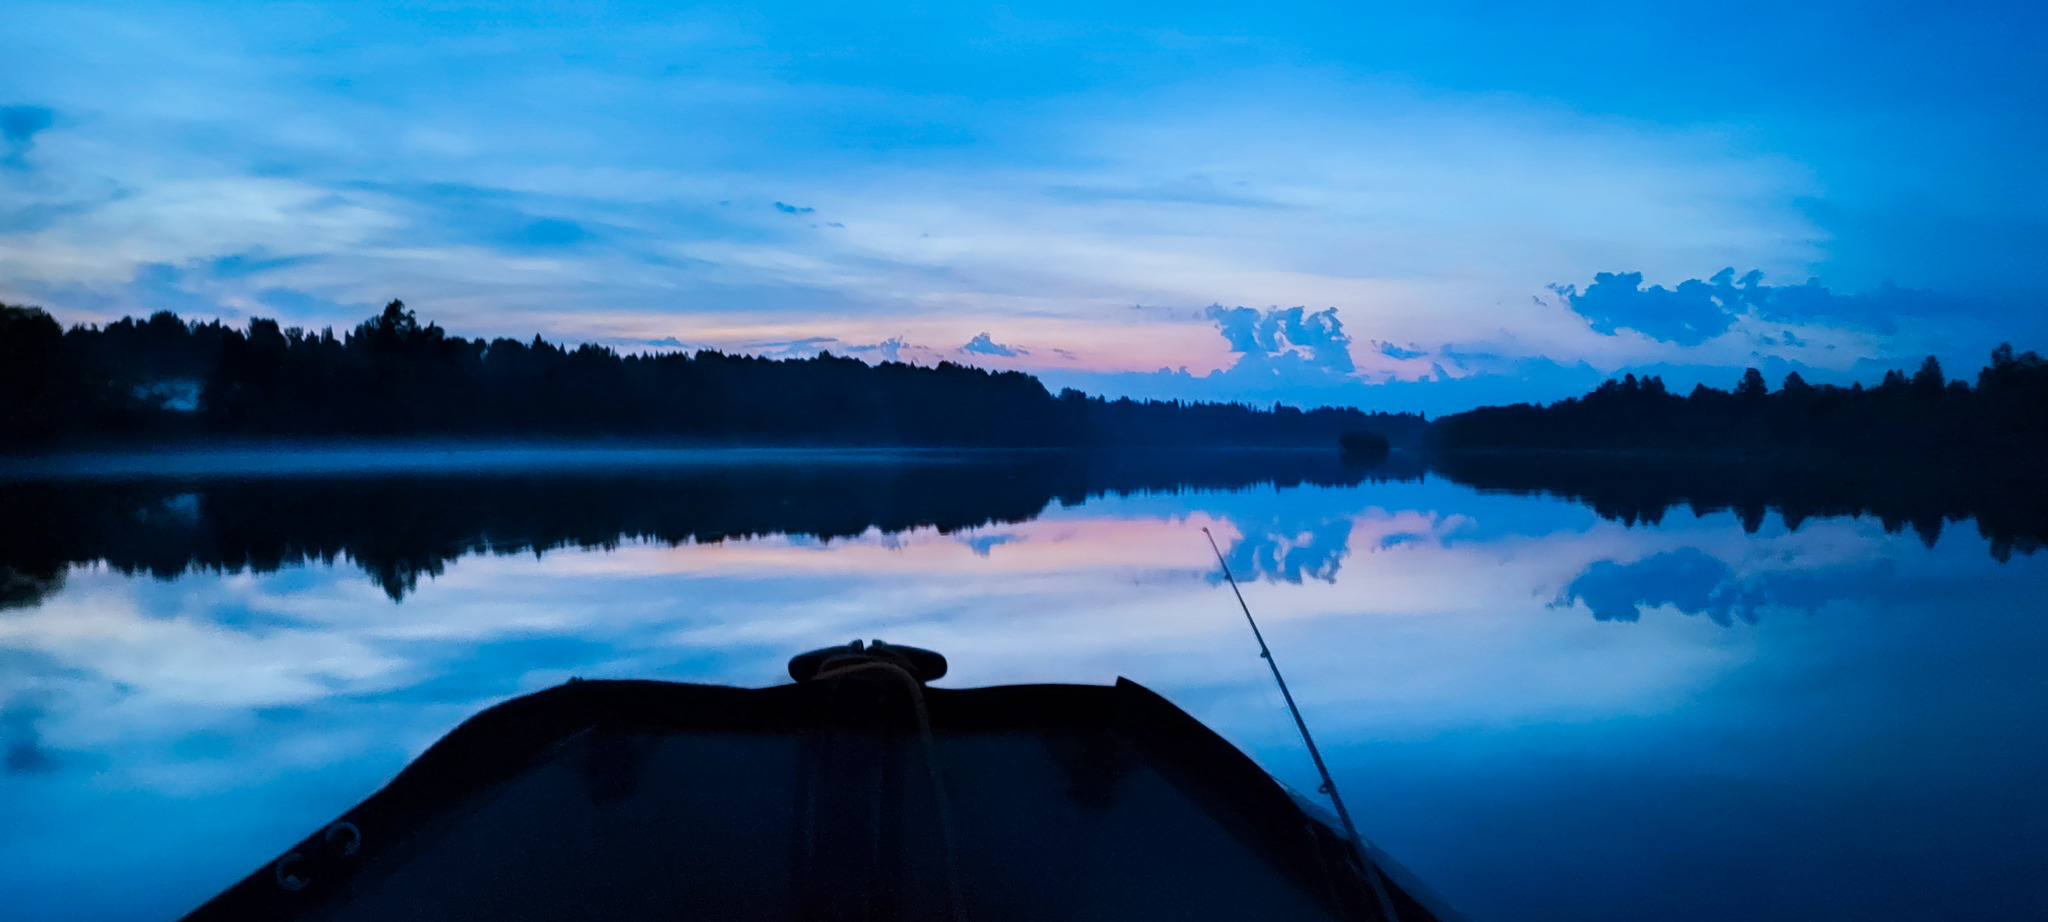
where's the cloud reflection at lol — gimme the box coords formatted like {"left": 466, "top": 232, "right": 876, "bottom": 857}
{"left": 3, "top": 471, "right": 2044, "bottom": 922}
{"left": 1556, "top": 546, "right": 1897, "bottom": 626}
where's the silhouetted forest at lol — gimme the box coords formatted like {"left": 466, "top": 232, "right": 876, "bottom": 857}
{"left": 1432, "top": 348, "right": 2048, "bottom": 458}
{"left": 0, "top": 302, "right": 1423, "bottom": 450}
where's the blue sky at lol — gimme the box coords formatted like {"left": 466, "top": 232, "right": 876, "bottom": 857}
{"left": 2, "top": 1, "right": 2043, "bottom": 412}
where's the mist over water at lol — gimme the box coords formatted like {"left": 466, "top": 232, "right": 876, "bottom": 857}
{"left": 3, "top": 449, "right": 2045, "bottom": 921}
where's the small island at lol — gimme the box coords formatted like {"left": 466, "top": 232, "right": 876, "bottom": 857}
{"left": 1338, "top": 429, "right": 1391, "bottom": 460}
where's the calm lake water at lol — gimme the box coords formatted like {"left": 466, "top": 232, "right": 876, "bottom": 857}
{"left": 2, "top": 448, "right": 2045, "bottom": 921}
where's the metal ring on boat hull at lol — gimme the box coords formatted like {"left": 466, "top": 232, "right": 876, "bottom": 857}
{"left": 274, "top": 853, "right": 307, "bottom": 891}
{"left": 324, "top": 821, "right": 361, "bottom": 856}
{"left": 272, "top": 821, "right": 363, "bottom": 891}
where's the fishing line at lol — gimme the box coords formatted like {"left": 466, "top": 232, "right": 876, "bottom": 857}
{"left": 1203, "top": 526, "right": 1401, "bottom": 922}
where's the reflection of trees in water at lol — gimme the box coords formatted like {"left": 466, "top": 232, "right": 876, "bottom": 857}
{"left": 1432, "top": 453, "right": 2048, "bottom": 562}
{"left": 1476, "top": 450, "right": 2046, "bottom": 624}
{"left": 0, "top": 450, "right": 1381, "bottom": 604}
{"left": 1219, "top": 447, "right": 2048, "bottom": 590}
{"left": 10, "top": 447, "right": 2040, "bottom": 611}
{"left": 1, "top": 566, "right": 65, "bottom": 610}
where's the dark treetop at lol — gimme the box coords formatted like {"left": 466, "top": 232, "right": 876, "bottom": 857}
{"left": 0, "top": 301, "right": 1424, "bottom": 451}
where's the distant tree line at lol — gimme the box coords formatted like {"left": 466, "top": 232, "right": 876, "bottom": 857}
{"left": 1432, "top": 348, "right": 2048, "bottom": 459}
{"left": 0, "top": 301, "right": 1423, "bottom": 451}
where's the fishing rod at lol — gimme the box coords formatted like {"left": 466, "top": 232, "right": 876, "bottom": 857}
{"left": 1203, "top": 526, "right": 1401, "bottom": 922}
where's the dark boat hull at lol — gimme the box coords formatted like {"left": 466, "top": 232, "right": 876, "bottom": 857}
{"left": 180, "top": 677, "right": 1456, "bottom": 921}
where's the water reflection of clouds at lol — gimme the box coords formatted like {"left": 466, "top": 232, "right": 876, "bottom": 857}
{"left": 5, "top": 478, "right": 2045, "bottom": 921}
{"left": 1562, "top": 548, "right": 1756, "bottom": 624}
{"left": 0, "top": 484, "right": 1780, "bottom": 774}
{"left": 551, "top": 514, "right": 1236, "bottom": 578}
{"left": 1225, "top": 517, "right": 1353, "bottom": 583}
{"left": 0, "top": 488, "right": 1628, "bottom": 790}
{"left": 1553, "top": 528, "right": 1903, "bottom": 626}
{"left": 1, "top": 488, "right": 1944, "bottom": 771}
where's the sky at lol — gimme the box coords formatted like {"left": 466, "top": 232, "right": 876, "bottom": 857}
{"left": 1, "top": 1, "right": 2044, "bottom": 413}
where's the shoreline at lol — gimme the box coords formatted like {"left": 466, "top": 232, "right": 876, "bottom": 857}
{"left": 0, "top": 441, "right": 1366, "bottom": 482}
